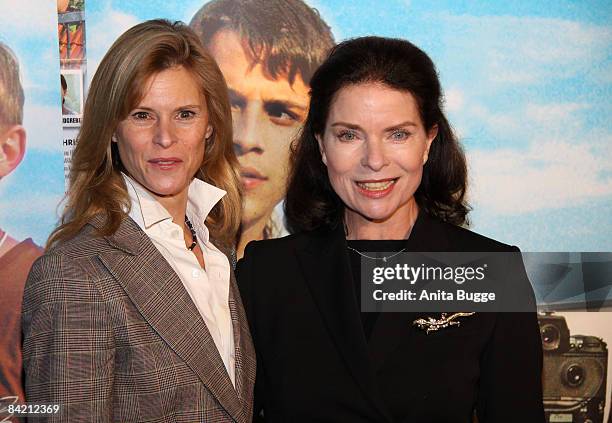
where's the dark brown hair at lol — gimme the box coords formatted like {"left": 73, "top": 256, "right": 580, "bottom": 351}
{"left": 190, "top": 0, "right": 334, "bottom": 85}
{"left": 48, "top": 19, "right": 241, "bottom": 248}
{"left": 285, "top": 36, "right": 470, "bottom": 233}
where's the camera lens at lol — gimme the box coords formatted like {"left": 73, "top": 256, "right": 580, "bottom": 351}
{"left": 540, "top": 324, "right": 560, "bottom": 351}
{"left": 564, "top": 364, "right": 585, "bottom": 387}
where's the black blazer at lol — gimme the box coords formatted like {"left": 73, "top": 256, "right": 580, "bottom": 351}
{"left": 236, "top": 212, "right": 544, "bottom": 423}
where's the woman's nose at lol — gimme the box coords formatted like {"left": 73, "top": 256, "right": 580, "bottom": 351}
{"left": 361, "top": 139, "right": 389, "bottom": 171}
{"left": 153, "top": 117, "right": 175, "bottom": 148}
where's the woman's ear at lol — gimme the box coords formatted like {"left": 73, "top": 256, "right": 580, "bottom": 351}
{"left": 316, "top": 134, "right": 327, "bottom": 166}
{"left": 205, "top": 125, "right": 213, "bottom": 140}
{"left": 423, "top": 124, "right": 438, "bottom": 164}
{"left": 0, "top": 125, "right": 26, "bottom": 178}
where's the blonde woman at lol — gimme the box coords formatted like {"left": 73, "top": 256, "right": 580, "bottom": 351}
{"left": 22, "top": 20, "right": 254, "bottom": 422}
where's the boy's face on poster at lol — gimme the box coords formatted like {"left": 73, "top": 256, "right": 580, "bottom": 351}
{"left": 207, "top": 29, "right": 309, "bottom": 227}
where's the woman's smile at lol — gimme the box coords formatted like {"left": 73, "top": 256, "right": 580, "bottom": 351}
{"left": 354, "top": 177, "right": 398, "bottom": 198}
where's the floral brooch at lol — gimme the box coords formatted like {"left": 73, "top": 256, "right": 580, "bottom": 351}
{"left": 413, "top": 312, "right": 476, "bottom": 334}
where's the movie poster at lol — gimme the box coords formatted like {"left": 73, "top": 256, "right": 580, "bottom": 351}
{"left": 0, "top": 5, "right": 63, "bottom": 248}
{"left": 58, "top": 0, "right": 86, "bottom": 184}
{"left": 0, "top": 0, "right": 63, "bottom": 418}
{"left": 85, "top": 3, "right": 612, "bottom": 419}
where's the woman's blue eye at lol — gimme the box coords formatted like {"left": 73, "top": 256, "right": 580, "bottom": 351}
{"left": 391, "top": 130, "right": 409, "bottom": 140}
{"left": 338, "top": 131, "right": 356, "bottom": 141}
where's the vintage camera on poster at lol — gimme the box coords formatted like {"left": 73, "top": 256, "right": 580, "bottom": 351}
{"left": 539, "top": 313, "right": 608, "bottom": 423}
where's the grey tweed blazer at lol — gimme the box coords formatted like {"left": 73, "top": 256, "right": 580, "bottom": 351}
{"left": 22, "top": 214, "right": 255, "bottom": 422}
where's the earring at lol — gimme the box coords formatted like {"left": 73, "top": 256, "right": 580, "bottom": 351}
{"left": 204, "top": 127, "right": 214, "bottom": 150}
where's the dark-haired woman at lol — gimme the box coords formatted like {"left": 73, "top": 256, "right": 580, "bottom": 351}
{"left": 236, "top": 36, "right": 544, "bottom": 422}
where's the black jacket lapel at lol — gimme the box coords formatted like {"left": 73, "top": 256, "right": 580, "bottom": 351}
{"left": 368, "top": 212, "right": 452, "bottom": 374}
{"left": 296, "top": 225, "right": 393, "bottom": 422}
{"left": 91, "top": 216, "right": 246, "bottom": 423}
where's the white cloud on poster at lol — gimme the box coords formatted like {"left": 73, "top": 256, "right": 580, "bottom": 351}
{"left": 87, "top": 8, "right": 140, "bottom": 81}
{"left": 468, "top": 139, "right": 612, "bottom": 215}
{"left": 468, "top": 103, "right": 520, "bottom": 134}
{"left": 0, "top": 194, "right": 60, "bottom": 220}
{"left": 525, "top": 103, "right": 590, "bottom": 125}
{"left": 0, "top": 0, "right": 57, "bottom": 37}
{"left": 444, "top": 87, "right": 464, "bottom": 113}
{"left": 442, "top": 21, "right": 612, "bottom": 218}
{"left": 18, "top": 67, "right": 42, "bottom": 92}
{"left": 0, "top": 0, "right": 59, "bottom": 101}
{"left": 460, "top": 93, "right": 611, "bottom": 215}
{"left": 593, "top": 62, "right": 612, "bottom": 85}
{"left": 0, "top": 194, "right": 62, "bottom": 242}
{"left": 22, "top": 104, "right": 62, "bottom": 151}
{"left": 18, "top": 51, "right": 60, "bottom": 96}
{"left": 453, "top": 98, "right": 594, "bottom": 147}
{"left": 440, "top": 14, "right": 612, "bottom": 86}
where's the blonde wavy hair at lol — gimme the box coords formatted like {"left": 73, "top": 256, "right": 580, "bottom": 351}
{"left": 48, "top": 19, "right": 241, "bottom": 249}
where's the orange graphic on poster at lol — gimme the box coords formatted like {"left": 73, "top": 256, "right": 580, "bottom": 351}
{"left": 58, "top": 23, "right": 84, "bottom": 62}
{"left": 57, "top": 0, "right": 85, "bottom": 67}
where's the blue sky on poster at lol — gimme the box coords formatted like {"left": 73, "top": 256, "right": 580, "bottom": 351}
{"left": 0, "top": 0, "right": 64, "bottom": 245}
{"left": 87, "top": 0, "right": 612, "bottom": 251}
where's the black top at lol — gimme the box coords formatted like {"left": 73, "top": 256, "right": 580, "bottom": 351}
{"left": 347, "top": 240, "right": 408, "bottom": 341}
{"left": 348, "top": 239, "right": 415, "bottom": 419}
{"left": 237, "top": 212, "right": 545, "bottom": 423}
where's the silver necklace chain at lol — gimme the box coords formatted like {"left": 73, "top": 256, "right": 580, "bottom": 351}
{"left": 346, "top": 245, "right": 407, "bottom": 263}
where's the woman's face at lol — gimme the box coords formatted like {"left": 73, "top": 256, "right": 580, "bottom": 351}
{"left": 317, "top": 82, "right": 437, "bottom": 225}
{"left": 115, "top": 66, "right": 212, "bottom": 205}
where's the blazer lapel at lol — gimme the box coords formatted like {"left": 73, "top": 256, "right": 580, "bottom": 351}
{"left": 368, "top": 212, "right": 452, "bottom": 373}
{"left": 91, "top": 216, "right": 246, "bottom": 423}
{"left": 296, "top": 225, "right": 393, "bottom": 422}
{"left": 224, "top": 248, "right": 256, "bottom": 411}
{"left": 214, "top": 243, "right": 256, "bottom": 405}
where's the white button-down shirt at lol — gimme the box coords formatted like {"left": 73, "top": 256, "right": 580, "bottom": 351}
{"left": 123, "top": 173, "right": 236, "bottom": 386}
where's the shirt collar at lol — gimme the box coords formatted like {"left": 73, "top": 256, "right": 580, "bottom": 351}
{"left": 186, "top": 176, "right": 226, "bottom": 242}
{"left": 122, "top": 173, "right": 226, "bottom": 235}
